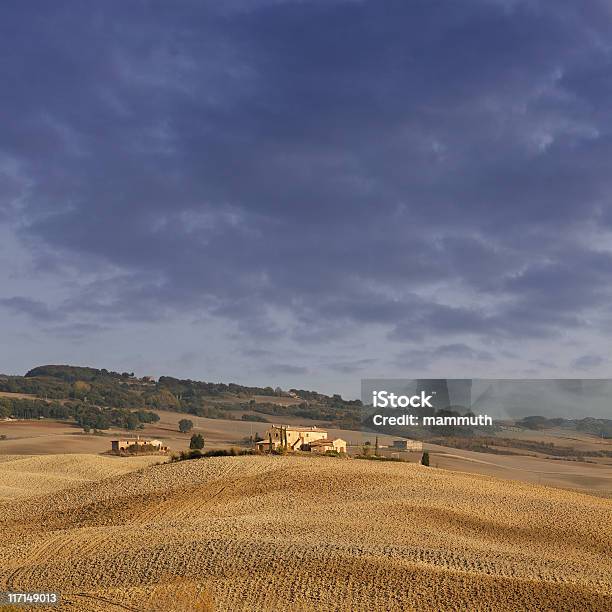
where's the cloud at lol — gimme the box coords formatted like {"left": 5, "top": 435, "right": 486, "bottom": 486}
{"left": 397, "top": 343, "right": 495, "bottom": 370}
{"left": 327, "top": 358, "right": 376, "bottom": 374}
{"left": 2, "top": 1, "right": 612, "bottom": 386}
{"left": 433, "top": 344, "right": 494, "bottom": 361}
{"left": 0, "top": 297, "right": 62, "bottom": 323}
{"left": 571, "top": 354, "right": 606, "bottom": 370}
{"left": 265, "top": 364, "right": 309, "bottom": 375}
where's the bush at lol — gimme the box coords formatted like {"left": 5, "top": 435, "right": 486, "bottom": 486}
{"left": 170, "top": 449, "right": 202, "bottom": 462}
{"left": 202, "top": 448, "right": 253, "bottom": 457}
{"left": 355, "top": 455, "right": 404, "bottom": 462}
{"left": 201, "top": 449, "right": 230, "bottom": 457}
{"left": 170, "top": 448, "right": 255, "bottom": 462}
{"left": 190, "top": 433, "right": 205, "bottom": 450}
{"left": 123, "top": 443, "right": 160, "bottom": 455}
{"left": 421, "top": 451, "right": 430, "bottom": 466}
{"left": 241, "top": 414, "right": 269, "bottom": 422}
{"left": 178, "top": 418, "right": 193, "bottom": 433}
{"left": 136, "top": 410, "right": 160, "bottom": 423}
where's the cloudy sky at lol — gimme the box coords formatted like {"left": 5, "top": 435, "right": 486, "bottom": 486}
{"left": 2, "top": 0, "right": 612, "bottom": 397}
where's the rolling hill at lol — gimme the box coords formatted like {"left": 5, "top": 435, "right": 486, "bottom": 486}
{"left": 0, "top": 454, "right": 610, "bottom": 610}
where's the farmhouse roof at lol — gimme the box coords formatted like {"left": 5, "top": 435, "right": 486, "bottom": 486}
{"left": 309, "top": 438, "right": 343, "bottom": 446}
{"left": 271, "top": 424, "right": 327, "bottom": 432}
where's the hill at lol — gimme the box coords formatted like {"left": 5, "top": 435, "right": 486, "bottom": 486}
{"left": 0, "top": 454, "right": 610, "bottom": 611}
{"left": 0, "top": 454, "right": 161, "bottom": 500}
{"left": 2, "top": 365, "right": 611, "bottom": 452}
{"left": 0, "top": 365, "right": 363, "bottom": 432}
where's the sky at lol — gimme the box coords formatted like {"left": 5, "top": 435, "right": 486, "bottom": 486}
{"left": 2, "top": 0, "right": 612, "bottom": 399}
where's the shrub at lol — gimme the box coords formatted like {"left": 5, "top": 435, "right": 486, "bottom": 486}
{"left": 355, "top": 455, "right": 404, "bottom": 462}
{"left": 190, "top": 433, "right": 205, "bottom": 450}
{"left": 170, "top": 448, "right": 255, "bottom": 461}
{"left": 421, "top": 451, "right": 430, "bottom": 466}
{"left": 170, "top": 449, "right": 202, "bottom": 462}
{"left": 203, "top": 449, "right": 252, "bottom": 458}
{"left": 178, "top": 418, "right": 193, "bottom": 433}
{"left": 241, "top": 414, "right": 269, "bottom": 422}
{"left": 136, "top": 410, "right": 160, "bottom": 423}
{"left": 123, "top": 443, "right": 160, "bottom": 455}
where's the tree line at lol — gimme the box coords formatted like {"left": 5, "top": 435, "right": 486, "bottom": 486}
{"left": 0, "top": 397, "right": 159, "bottom": 431}
{"left": 1, "top": 364, "right": 366, "bottom": 431}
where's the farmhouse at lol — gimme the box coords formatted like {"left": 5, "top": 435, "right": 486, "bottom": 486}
{"left": 308, "top": 438, "right": 347, "bottom": 454}
{"left": 111, "top": 437, "right": 168, "bottom": 454}
{"left": 256, "top": 425, "right": 326, "bottom": 451}
{"left": 392, "top": 439, "right": 423, "bottom": 451}
{"left": 256, "top": 425, "right": 346, "bottom": 453}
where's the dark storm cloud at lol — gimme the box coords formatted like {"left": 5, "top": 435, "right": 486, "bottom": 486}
{"left": 266, "top": 363, "right": 309, "bottom": 376}
{"left": 572, "top": 354, "right": 606, "bottom": 370}
{"left": 396, "top": 342, "right": 494, "bottom": 369}
{"left": 2, "top": 0, "right": 612, "bottom": 361}
{"left": 328, "top": 358, "right": 376, "bottom": 374}
{"left": 0, "top": 297, "right": 62, "bottom": 323}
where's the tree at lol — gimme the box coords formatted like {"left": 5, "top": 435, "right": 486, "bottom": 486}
{"left": 72, "top": 380, "right": 91, "bottom": 399}
{"left": 125, "top": 412, "right": 139, "bottom": 430}
{"left": 0, "top": 399, "right": 11, "bottom": 419}
{"left": 421, "top": 451, "right": 430, "bottom": 467}
{"left": 178, "top": 418, "right": 193, "bottom": 433}
{"left": 145, "top": 389, "right": 179, "bottom": 410}
{"left": 190, "top": 433, "right": 205, "bottom": 450}
{"left": 136, "top": 410, "right": 160, "bottom": 423}
{"left": 95, "top": 413, "right": 110, "bottom": 430}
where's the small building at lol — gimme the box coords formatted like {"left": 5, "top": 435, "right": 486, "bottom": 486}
{"left": 255, "top": 425, "right": 348, "bottom": 454}
{"left": 308, "top": 438, "right": 347, "bottom": 454}
{"left": 392, "top": 439, "right": 423, "bottom": 451}
{"left": 111, "top": 437, "right": 168, "bottom": 454}
{"left": 256, "top": 425, "right": 328, "bottom": 452}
